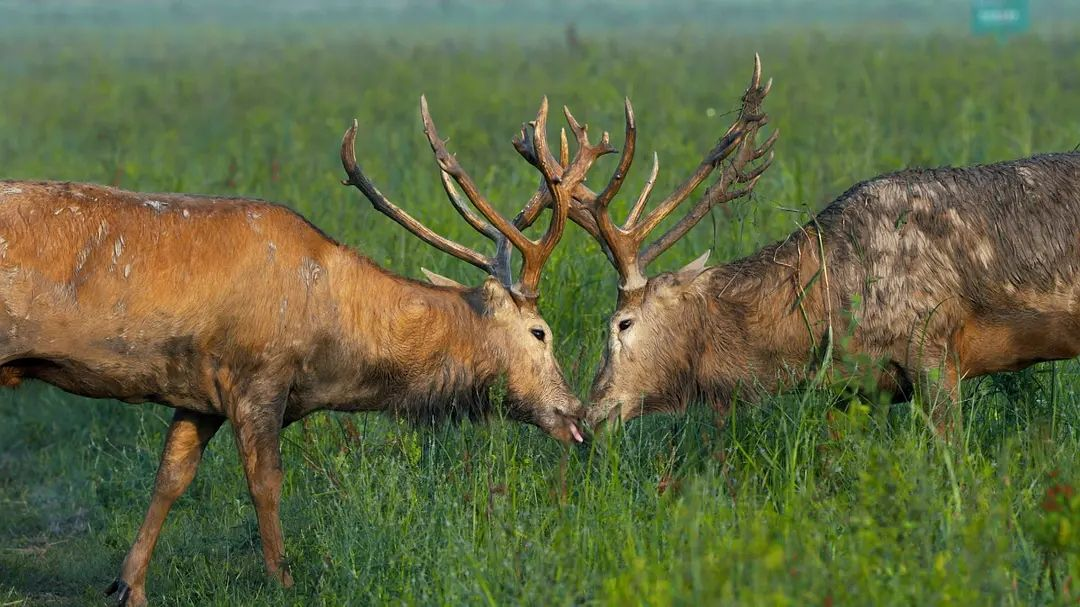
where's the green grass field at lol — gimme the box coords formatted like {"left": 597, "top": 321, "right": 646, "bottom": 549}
{"left": 4, "top": 19, "right": 1080, "bottom": 606}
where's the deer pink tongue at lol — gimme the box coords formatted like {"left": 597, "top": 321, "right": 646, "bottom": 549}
{"left": 569, "top": 421, "right": 584, "bottom": 443}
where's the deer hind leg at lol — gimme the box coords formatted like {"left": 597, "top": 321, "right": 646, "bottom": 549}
{"left": 231, "top": 402, "right": 293, "bottom": 588}
{"left": 106, "top": 409, "right": 224, "bottom": 607}
{"left": 915, "top": 356, "right": 962, "bottom": 440}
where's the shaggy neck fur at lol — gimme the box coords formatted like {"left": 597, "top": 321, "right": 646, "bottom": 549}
{"left": 692, "top": 228, "right": 839, "bottom": 408}
{"left": 316, "top": 247, "right": 506, "bottom": 424}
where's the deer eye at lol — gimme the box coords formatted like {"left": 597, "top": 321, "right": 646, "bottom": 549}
{"left": 618, "top": 319, "right": 633, "bottom": 332}
{"left": 530, "top": 328, "right": 546, "bottom": 342}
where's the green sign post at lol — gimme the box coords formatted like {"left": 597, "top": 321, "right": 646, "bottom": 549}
{"left": 971, "top": 0, "right": 1030, "bottom": 37}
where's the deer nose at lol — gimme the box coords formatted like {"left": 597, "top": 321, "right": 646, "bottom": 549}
{"left": 585, "top": 403, "right": 617, "bottom": 429}
{"left": 556, "top": 403, "right": 584, "bottom": 420}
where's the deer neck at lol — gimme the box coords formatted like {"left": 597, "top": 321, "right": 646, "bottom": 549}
{"left": 314, "top": 248, "right": 505, "bottom": 412}
{"left": 701, "top": 230, "right": 838, "bottom": 400}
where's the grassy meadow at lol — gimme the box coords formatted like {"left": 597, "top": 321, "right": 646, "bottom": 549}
{"left": 4, "top": 18, "right": 1080, "bottom": 606}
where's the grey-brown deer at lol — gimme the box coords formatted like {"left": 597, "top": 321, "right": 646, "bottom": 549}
{"left": 0, "top": 97, "right": 592, "bottom": 606}
{"left": 568, "top": 54, "right": 1080, "bottom": 433}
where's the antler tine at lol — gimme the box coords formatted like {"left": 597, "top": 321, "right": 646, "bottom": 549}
{"left": 420, "top": 95, "right": 532, "bottom": 257}
{"left": 510, "top": 101, "right": 618, "bottom": 264}
{"left": 561, "top": 105, "right": 587, "bottom": 151}
{"left": 559, "top": 128, "right": 570, "bottom": 168}
{"left": 628, "top": 126, "right": 745, "bottom": 237}
{"left": 754, "top": 129, "right": 780, "bottom": 161}
{"left": 514, "top": 99, "right": 571, "bottom": 298}
{"left": 340, "top": 119, "right": 496, "bottom": 276}
{"left": 509, "top": 126, "right": 561, "bottom": 230}
{"left": 510, "top": 103, "right": 558, "bottom": 232}
{"left": 560, "top": 97, "right": 649, "bottom": 289}
{"left": 761, "top": 76, "right": 774, "bottom": 99}
{"left": 530, "top": 97, "right": 563, "bottom": 185}
{"left": 437, "top": 170, "right": 501, "bottom": 242}
{"left": 511, "top": 122, "right": 538, "bottom": 165}
{"left": 737, "top": 149, "right": 775, "bottom": 184}
{"left": 592, "top": 97, "right": 637, "bottom": 211}
{"left": 635, "top": 57, "right": 775, "bottom": 269}
{"left": 624, "top": 151, "right": 659, "bottom": 226}
{"left": 560, "top": 104, "right": 616, "bottom": 185}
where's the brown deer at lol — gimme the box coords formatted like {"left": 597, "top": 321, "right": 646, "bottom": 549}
{"left": 560, "top": 54, "right": 1080, "bottom": 433}
{"left": 0, "top": 97, "right": 594, "bottom": 606}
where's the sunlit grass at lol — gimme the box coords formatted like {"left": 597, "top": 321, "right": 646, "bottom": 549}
{"left": 2, "top": 24, "right": 1080, "bottom": 605}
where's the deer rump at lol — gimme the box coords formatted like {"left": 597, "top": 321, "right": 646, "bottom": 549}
{"left": 808, "top": 152, "right": 1080, "bottom": 384}
{"left": 1, "top": 182, "right": 279, "bottom": 405}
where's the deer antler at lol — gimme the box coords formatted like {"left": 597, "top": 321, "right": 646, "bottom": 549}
{"left": 341, "top": 95, "right": 616, "bottom": 300}
{"left": 509, "top": 54, "right": 776, "bottom": 291}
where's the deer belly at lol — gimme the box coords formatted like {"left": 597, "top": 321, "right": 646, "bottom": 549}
{"left": 0, "top": 326, "right": 214, "bottom": 410}
{"left": 954, "top": 313, "right": 1080, "bottom": 377}
{"left": 1, "top": 353, "right": 210, "bottom": 407}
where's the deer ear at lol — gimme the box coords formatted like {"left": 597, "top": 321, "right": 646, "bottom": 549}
{"left": 480, "top": 276, "right": 514, "bottom": 311}
{"left": 677, "top": 250, "right": 711, "bottom": 278}
{"left": 421, "top": 267, "right": 465, "bottom": 289}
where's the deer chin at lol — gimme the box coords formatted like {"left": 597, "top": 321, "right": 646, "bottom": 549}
{"left": 587, "top": 391, "right": 680, "bottom": 431}
{"left": 543, "top": 416, "right": 585, "bottom": 444}
{"left": 584, "top": 399, "right": 622, "bottom": 431}
{"left": 536, "top": 407, "right": 586, "bottom": 444}
{"left": 506, "top": 395, "right": 585, "bottom": 443}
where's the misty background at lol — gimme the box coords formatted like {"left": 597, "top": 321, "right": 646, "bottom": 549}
{"left": 2, "top": 0, "right": 1079, "bottom": 31}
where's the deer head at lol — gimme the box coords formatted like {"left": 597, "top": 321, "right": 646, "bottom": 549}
{"left": 513, "top": 56, "right": 776, "bottom": 428}
{"left": 581, "top": 56, "right": 776, "bottom": 427}
{"left": 340, "top": 97, "right": 618, "bottom": 442}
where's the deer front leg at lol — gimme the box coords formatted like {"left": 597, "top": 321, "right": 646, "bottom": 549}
{"left": 231, "top": 404, "right": 293, "bottom": 588}
{"left": 106, "top": 409, "right": 224, "bottom": 607}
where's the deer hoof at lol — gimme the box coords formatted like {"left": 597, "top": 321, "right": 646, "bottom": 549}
{"left": 279, "top": 567, "right": 295, "bottom": 589}
{"left": 105, "top": 578, "right": 147, "bottom": 607}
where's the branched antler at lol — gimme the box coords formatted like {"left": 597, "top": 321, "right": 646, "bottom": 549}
{"left": 341, "top": 95, "right": 617, "bottom": 300}
{"left": 509, "top": 54, "right": 777, "bottom": 290}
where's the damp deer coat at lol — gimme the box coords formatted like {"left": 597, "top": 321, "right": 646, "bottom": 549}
{"left": 562, "top": 57, "right": 1080, "bottom": 434}
{"left": 0, "top": 96, "right": 592, "bottom": 606}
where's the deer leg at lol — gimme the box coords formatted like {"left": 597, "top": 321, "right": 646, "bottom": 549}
{"left": 939, "top": 359, "right": 963, "bottom": 438}
{"left": 106, "top": 409, "right": 224, "bottom": 607}
{"left": 916, "top": 359, "right": 962, "bottom": 439}
{"left": 231, "top": 405, "right": 293, "bottom": 588}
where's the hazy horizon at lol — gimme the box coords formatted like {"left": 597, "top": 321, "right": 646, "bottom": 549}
{"left": 2, "top": 0, "right": 1078, "bottom": 32}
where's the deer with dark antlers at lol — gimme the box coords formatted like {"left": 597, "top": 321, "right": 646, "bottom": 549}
{"left": 0, "top": 97, "right": 600, "bottom": 606}
{"left": 506, "top": 56, "right": 774, "bottom": 428}
{"left": 542, "top": 54, "right": 1080, "bottom": 434}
